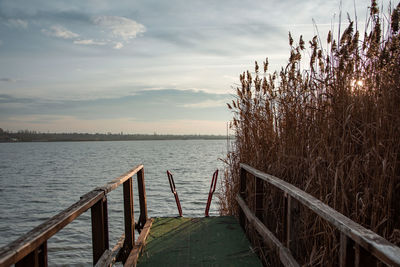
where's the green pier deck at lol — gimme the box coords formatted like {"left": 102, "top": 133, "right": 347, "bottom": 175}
{"left": 137, "top": 216, "right": 262, "bottom": 267}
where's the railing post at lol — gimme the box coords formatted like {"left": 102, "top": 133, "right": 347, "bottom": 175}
{"left": 340, "top": 233, "right": 355, "bottom": 267}
{"left": 91, "top": 195, "right": 109, "bottom": 265}
{"left": 340, "top": 233, "right": 378, "bottom": 267}
{"left": 255, "top": 177, "right": 264, "bottom": 221}
{"left": 239, "top": 166, "right": 247, "bottom": 229}
{"left": 284, "top": 195, "right": 300, "bottom": 257}
{"left": 15, "top": 241, "right": 47, "bottom": 267}
{"left": 137, "top": 168, "right": 148, "bottom": 229}
{"left": 358, "top": 244, "right": 377, "bottom": 266}
{"left": 121, "top": 176, "right": 135, "bottom": 261}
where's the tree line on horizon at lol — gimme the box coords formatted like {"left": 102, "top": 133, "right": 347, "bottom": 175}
{"left": 0, "top": 128, "right": 227, "bottom": 142}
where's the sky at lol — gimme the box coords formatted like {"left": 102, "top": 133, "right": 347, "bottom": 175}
{"left": 0, "top": 0, "right": 378, "bottom": 134}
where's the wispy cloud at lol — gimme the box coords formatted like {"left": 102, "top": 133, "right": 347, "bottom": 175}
{"left": 6, "top": 19, "right": 28, "bottom": 29}
{"left": 38, "top": 17, "right": 145, "bottom": 49}
{"left": 183, "top": 99, "right": 226, "bottom": 108}
{"left": 92, "top": 16, "right": 146, "bottom": 40}
{"left": 113, "top": 42, "right": 123, "bottom": 49}
{"left": 73, "top": 39, "right": 106, "bottom": 45}
{"left": 0, "top": 78, "right": 17, "bottom": 82}
{"left": 42, "top": 25, "right": 79, "bottom": 39}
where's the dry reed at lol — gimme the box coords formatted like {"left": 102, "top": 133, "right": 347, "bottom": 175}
{"left": 220, "top": 1, "right": 400, "bottom": 265}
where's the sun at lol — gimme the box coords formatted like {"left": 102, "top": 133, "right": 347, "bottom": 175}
{"left": 351, "top": 79, "right": 364, "bottom": 91}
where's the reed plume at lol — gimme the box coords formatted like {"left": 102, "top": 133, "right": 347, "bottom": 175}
{"left": 220, "top": 1, "right": 400, "bottom": 265}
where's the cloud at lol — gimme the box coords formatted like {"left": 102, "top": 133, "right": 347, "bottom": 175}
{"left": 38, "top": 16, "right": 144, "bottom": 49}
{"left": 6, "top": 19, "right": 28, "bottom": 29}
{"left": 73, "top": 39, "right": 106, "bottom": 45}
{"left": 113, "top": 42, "right": 123, "bottom": 49}
{"left": 0, "top": 40, "right": 2, "bottom": 46}
{"left": 183, "top": 99, "right": 226, "bottom": 108}
{"left": 42, "top": 25, "right": 79, "bottom": 39}
{"left": 92, "top": 16, "right": 146, "bottom": 40}
{"left": 0, "top": 78, "right": 16, "bottom": 82}
{"left": 0, "top": 94, "right": 31, "bottom": 103}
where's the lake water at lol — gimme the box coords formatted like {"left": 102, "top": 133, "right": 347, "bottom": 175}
{"left": 0, "top": 140, "right": 227, "bottom": 266}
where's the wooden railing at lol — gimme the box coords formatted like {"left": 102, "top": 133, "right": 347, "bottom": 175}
{"left": 237, "top": 163, "right": 400, "bottom": 267}
{"left": 0, "top": 164, "right": 152, "bottom": 267}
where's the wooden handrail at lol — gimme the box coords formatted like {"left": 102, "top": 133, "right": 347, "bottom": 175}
{"left": 238, "top": 163, "right": 400, "bottom": 266}
{"left": 95, "top": 164, "right": 144, "bottom": 194}
{"left": 0, "top": 164, "right": 150, "bottom": 267}
{"left": 236, "top": 195, "right": 299, "bottom": 267}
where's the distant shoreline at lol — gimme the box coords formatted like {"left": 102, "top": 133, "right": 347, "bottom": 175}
{"left": 0, "top": 131, "right": 229, "bottom": 142}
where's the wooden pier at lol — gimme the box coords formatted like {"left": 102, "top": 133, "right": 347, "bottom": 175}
{"left": 0, "top": 163, "right": 399, "bottom": 266}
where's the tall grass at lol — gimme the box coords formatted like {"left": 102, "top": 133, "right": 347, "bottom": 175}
{"left": 220, "top": 1, "right": 400, "bottom": 265}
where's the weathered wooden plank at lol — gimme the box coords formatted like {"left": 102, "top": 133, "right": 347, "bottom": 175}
{"left": 91, "top": 196, "right": 109, "bottom": 265}
{"left": 97, "top": 234, "right": 125, "bottom": 267}
{"left": 340, "top": 232, "right": 354, "bottom": 267}
{"left": 285, "top": 195, "right": 300, "bottom": 256}
{"left": 14, "top": 247, "right": 38, "bottom": 267}
{"left": 96, "top": 164, "right": 144, "bottom": 194}
{"left": 255, "top": 177, "right": 264, "bottom": 221}
{"left": 279, "top": 247, "right": 299, "bottom": 267}
{"left": 237, "top": 195, "right": 280, "bottom": 250}
{"left": 0, "top": 190, "right": 104, "bottom": 266}
{"left": 109, "top": 234, "right": 125, "bottom": 265}
{"left": 240, "top": 163, "right": 400, "bottom": 266}
{"left": 38, "top": 241, "right": 47, "bottom": 267}
{"left": 120, "top": 177, "right": 135, "bottom": 263}
{"left": 94, "top": 249, "right": 112, "bottom": 267}
{"left": 124, "top": 219, "right": 153, "bottom": 267}
{"left": 357, "top": 243, "right": 378, "bottom": 267}
{"left": 14, "top": 241, "right": 47, "bottom": 267}
{"left": 236, "top": 195, "right": 300, "bottom": 267}
{"left": 0, "top": 165, "right": 148, "bottom": 267}
{"left": 239, "top": 167, "right": 247, "bottom": 230}
{"left": 136, "top": 169, "right": 148, "bottom": 229}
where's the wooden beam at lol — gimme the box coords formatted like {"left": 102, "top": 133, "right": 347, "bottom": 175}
{"left": 340, "top": 232, "right": 354, "bottom": 267}
{"left": 15, "top": 241, "right": 47, "bottom": 267}
{"left": 255, "top": 177, "right": 264, "bottom": 221}
{"left": 0, "top": 165, "right": 145, "bottom": 267}
{"left": 94, "top": 250, "right": 111, "bottom": 267}
{"left": 279, "top": 247, "right": 299, "bottom": 267}
{"left": 124, "top": 219, "right": 153, "bottom": 267}
{"left": 96, "top": 165, "right": 144, "bottom": 194}
{"left": 0, "top": 190, "right": 104, "bottom": 266}
{"left": 239, "top": 167, "right": 247, "bottom": 230}
{"left": 284, "top": 195, "right": 300, "bottom": 256}
{"left": 91, "top": 196, "right": 109, "bottom": 265}
{"left": 96, "top": 234, "right": 125, "bottom": 267}
{"left": 15, "top": 247, "right": 38, "bottom": 267}
{"left": 136, "top": 168, "right": 148, "bottom": 229}
{"left": 121, "top": 177, "right": 134, "bottom": 263}
{"left": 236, "top": 195, "right": 299, "bottom": 267}
{"left": 240, "top": 163, "right": 400, "bottom": 266}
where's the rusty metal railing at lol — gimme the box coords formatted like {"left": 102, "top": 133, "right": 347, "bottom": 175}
{"left": 205, "top": 170, "right": 218, "bottom": 217}
{"left": 166, "top": 170, "right": 183, "bottom": 217}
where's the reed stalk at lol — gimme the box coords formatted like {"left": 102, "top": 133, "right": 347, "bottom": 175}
{"left": 220, "top": 1, "right": 400, "bottom": 265}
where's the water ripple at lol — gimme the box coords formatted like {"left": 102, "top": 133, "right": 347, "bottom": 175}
{"left": 0, "top": 140, "right": 226, "bottom": 265}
